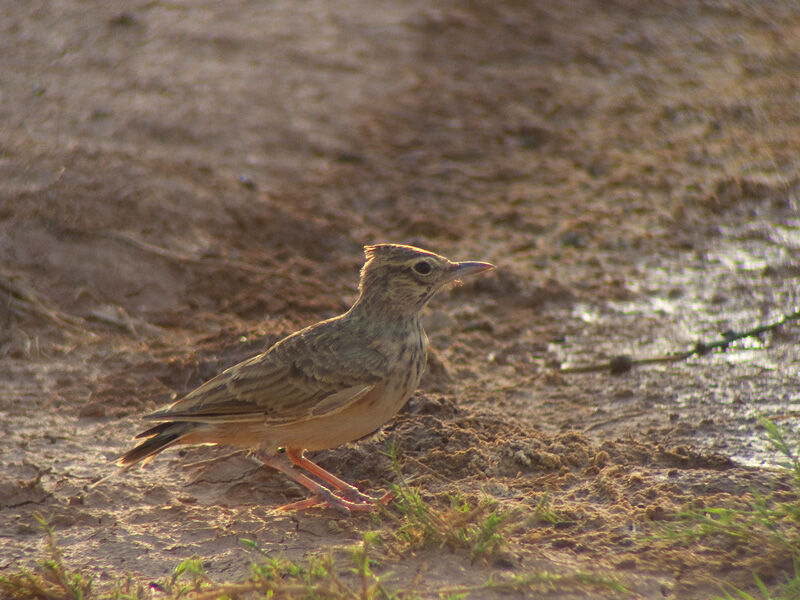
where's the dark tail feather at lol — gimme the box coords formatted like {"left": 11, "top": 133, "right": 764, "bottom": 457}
{"left": 115, "top": 422, "right": 193, "bottom": 468}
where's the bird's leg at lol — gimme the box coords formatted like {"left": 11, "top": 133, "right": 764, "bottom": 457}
{"left": 286, "top": 448, "right": 395, "bottom": 506}
{"left": 255, "top": 451, "right": 374, "bottom": 515}
{"left": 285, "top": 448, "right": 379, "bottom": 504}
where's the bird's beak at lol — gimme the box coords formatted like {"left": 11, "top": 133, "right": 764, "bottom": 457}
{"left": 446, "top": 260, "right": 495, "bottom": 283}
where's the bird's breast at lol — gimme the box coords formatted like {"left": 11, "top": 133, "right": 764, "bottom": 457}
{"left": 266, "top": 324, "right": 428, "bottom": 451}
{"left": 383, "top": 324, "right": 427, "bottom": 406}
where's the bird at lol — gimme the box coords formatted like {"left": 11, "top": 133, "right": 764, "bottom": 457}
{"left": 114, "top": 243, "right": 494, "bottom": 513}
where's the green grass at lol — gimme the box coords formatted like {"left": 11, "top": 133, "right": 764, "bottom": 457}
{"left": 0, "top": 522, "right": 627, "bottom": 600}
{"left": 378, "top": 439, "right": 516, "bottom": 563}
{"left": 6, "top": 421, "right": 797, "bottom": 599}
{"left": 435, "top": 570, "right": 629, "bottom": 597}
{"left": 382, "top": 482, "right": 514, "bottom": 562}
{"left": 1, "top": 441, "right": 630, "bottom": 599}
{"left": 654, "top": 417, "right": 800, "bottom": 600}
{"left": 0, "top": 513, "right": 93, "bottom": 600}
{"left": 717, "top": 570, "right": 800, "bottom": 600}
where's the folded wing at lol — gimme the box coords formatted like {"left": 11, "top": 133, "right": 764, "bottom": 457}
{"left": 144, "top": 338, "right": 381, "bottom": 426}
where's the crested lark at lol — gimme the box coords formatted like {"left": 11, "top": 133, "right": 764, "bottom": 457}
{"left": 116, "top": 243, "right": 494, "bottom": 513}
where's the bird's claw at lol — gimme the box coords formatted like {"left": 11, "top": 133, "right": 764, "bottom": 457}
{"left": 274, "top": 488, "right": 389, "bottom": 515}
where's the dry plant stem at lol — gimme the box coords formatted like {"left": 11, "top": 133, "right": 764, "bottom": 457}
{"left": 0, "top": 272, "right": 87, "bottom": 333}
{"left": 85, "top": 306, "right": 143, "bottom": 335}
{"left": 583, "top": 410, "right": 647, "bottom": 433}
{"left": 98, "top": 230, "right": 274, "bottom": 276}
{"left": 95, "top": 229, "right": 325, "bottom": 292}
{"left": 561, "top": 308, "right": 800, "bottom": 374}
{"left": 188, "top": 582, "right": 311, "bottom": 600}
{"left": 181, "top": 450, "right": 246, "bottom": 470}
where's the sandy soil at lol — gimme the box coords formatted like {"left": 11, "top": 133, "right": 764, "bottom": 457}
{"left": 1, "top": 1, "right": 799, "bottom": 598}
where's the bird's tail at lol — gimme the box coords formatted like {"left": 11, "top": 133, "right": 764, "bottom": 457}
{"left": 89, "top": 422, "right": 198, "bottom": 489}
{"left": 115, "top": 421, "right": 196, "bottom": 468}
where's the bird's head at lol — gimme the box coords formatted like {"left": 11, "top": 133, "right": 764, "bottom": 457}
{"left": 354, "top": 243, "right": 494, "bottom": 316}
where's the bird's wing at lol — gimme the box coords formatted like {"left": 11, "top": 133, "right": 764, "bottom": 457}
{"left": 144, "top": 324, "right": 385, "bottom": 426}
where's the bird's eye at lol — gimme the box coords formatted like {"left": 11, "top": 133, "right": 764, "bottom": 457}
{"left": 413, "top": 261, "right": 432, "bottom": 275}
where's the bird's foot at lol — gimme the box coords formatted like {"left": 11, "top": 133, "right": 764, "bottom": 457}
{"left": 337, "top": 486, "right": 396, "bottom": 509}
{"left": 376, "top": 490, "right": 395, "bottom": 505}
{"left": 274, "top": 488, "right": 377, "bottom": 515}
{"left": 258, "top": 450, "right": 392, "bottom": 515}
{"left": 338, "top": 486, "right": 378, "bottom": 504}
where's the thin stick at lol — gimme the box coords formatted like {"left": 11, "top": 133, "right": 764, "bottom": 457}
{"left": 561, "top": 308, "right": 800, "bottom": 375}
{"left": 181, "top": 450, "right": 246, "bottom": 470}
{"left": 0, "top": 272, "right": 88, "bottom": 333}
{"left": 100, "top": 230, "right": 273, "bottom": 276}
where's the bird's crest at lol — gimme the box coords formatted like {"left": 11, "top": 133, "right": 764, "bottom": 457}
{"left": 363, "top": 243, "right": 440, "bottom": 264}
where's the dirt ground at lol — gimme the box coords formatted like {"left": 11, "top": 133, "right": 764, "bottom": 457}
{"left": 1, "top": 0, "right": 799, "bottom": 598}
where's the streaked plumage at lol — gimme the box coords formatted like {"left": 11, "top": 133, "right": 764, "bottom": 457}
{"left": 115, "top": 243, "right": 494, "bottom": 513}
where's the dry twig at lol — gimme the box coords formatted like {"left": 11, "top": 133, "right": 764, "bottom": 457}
{"left": 99, "top": 230, "right": 273, "bottom": 276}
{"left": 0, "top": 272, "right": 88, "bottom": 333}
{"left": 561, "top": 308, "right": 800, "bottom": 375}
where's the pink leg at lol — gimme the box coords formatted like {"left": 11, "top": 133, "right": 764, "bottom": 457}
{"left": 286, "top": 448, "right": 394, "bottom": 507}
{"left": 256, "top": 451, "right": 375, "bottom": 515}
{"left": 285, "top": 448, "right": 375, "bottom": 503}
